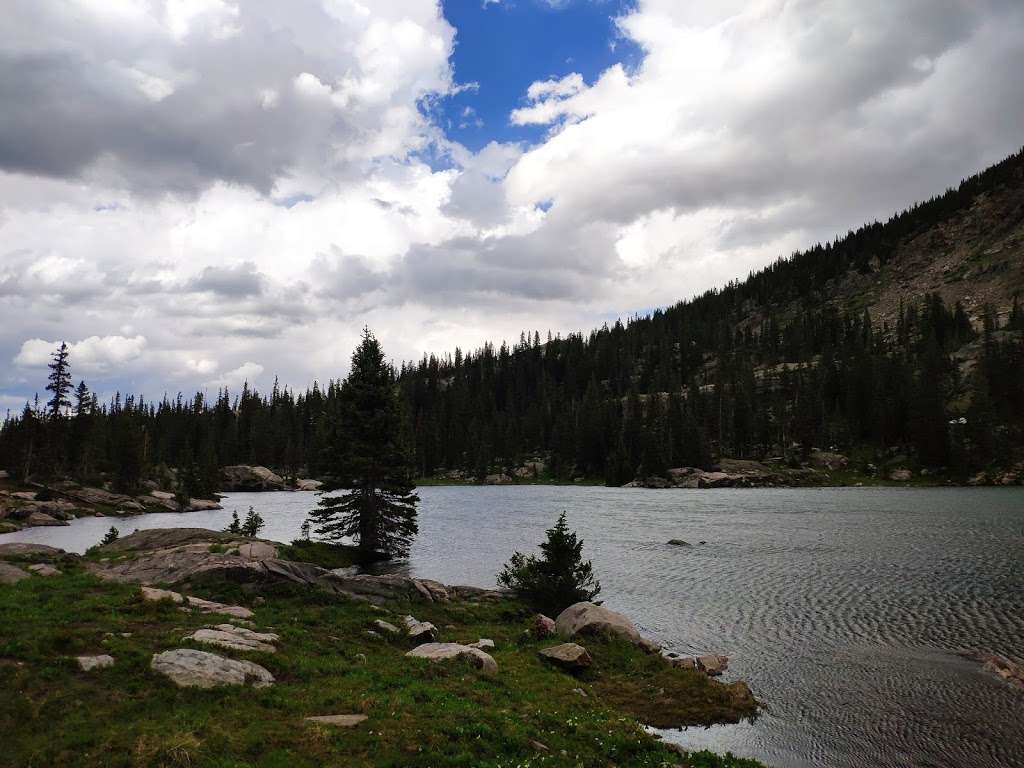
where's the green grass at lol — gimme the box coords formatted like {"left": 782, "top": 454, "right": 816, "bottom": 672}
{"left": 276, "top": 540, "right": 385, "bottom": 569}
{"left": 0, "top": 564, "right": 764, "bottom": 768}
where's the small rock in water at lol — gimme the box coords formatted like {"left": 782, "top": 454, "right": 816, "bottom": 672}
{"left": 77, "top": 654, "right": 115, "bottom": 671}
{"left": 666, "top": 539, "right": 691, "bottom": 546}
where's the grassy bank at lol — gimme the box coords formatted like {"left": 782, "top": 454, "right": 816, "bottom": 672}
{"left": 0, "top": 555, "right": 763, "bottom": 768}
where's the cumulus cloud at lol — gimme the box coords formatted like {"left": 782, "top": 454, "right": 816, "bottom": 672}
{"left": 1, "top": 0, "right": 1022, "bottom": 405}
{"left": 15, "top": 336, "right": 147, "bottom": 372}
{"left": 205, "top": 361, "right": 265, "bottom": 389}
{"left": 0, "top": 0, "right": 455, "bottom": 196}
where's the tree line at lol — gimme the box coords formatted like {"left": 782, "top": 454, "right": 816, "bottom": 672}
{"left": 2, "top": 149, "right": 1023, "bottom": 488}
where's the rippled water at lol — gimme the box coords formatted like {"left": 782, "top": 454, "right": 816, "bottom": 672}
{"left": 3, "top": 486, "right": 1023, "bottom": 767}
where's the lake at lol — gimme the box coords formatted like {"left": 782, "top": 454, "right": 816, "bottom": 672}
{"left": 2, "top": 486, "right": 1023, "bottom": 768}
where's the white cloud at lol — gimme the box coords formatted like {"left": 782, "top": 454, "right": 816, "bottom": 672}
{"left": 0, "top": 0, "right": 1022, "bottom": 406}
{"left": 205, "top": 361, "right": 264, "bottom": 389}
{"left": 14, "top": 336, "right": 147, "bottom": 372}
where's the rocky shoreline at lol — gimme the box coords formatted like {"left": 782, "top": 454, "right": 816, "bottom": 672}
{"left": 0, "top": 527, "right": 762, "bottom": 766}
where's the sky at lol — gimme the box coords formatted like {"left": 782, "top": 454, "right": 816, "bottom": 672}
{"left": 2, "top": 0, "right": 1023, "bottom": 412}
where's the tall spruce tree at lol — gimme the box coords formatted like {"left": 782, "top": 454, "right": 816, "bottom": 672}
{"left": 305, "top": 329, "right": 419, "bottom": 557}
{"left": 46, "top": 342, "right": 72, "bottom": 418}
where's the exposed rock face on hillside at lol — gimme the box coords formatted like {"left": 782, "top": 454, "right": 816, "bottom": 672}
{"left": 220, "top": 465, "right": 286, "bottom": 491}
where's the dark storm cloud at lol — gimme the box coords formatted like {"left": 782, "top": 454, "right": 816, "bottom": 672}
{"left": 187, "top": 262, "right": 265, "bottom": 297}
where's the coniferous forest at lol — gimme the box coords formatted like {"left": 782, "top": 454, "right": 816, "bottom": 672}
{"left": 2, "top": 149, "right": 1023, "bottom": 489}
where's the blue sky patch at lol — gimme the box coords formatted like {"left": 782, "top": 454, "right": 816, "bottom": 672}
{"left": 439, "top": 0, "right": 641, "bottom": 152}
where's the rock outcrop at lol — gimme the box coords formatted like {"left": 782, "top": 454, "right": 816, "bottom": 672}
{"left": 151, "top": 648, "right": 275, "bottom": 688}
{"left": 406, "top": 643, "right": 498, "bottom": 675}
{"left": 555, "top": 602, "right": 660, "bottom": 652}
{"left": 87, "top": 528, "right": 506, "bottom": 606}
{"left": 221, "top": 466, "right": 286, "bottom": 491}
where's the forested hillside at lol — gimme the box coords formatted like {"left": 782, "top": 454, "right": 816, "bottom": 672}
{"left": 2, "top": 149, "right": 1023, "bottom": 490}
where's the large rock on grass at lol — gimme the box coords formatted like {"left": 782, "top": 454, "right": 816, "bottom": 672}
{"left": 404, "top": 615, "right": 438, "bottom": 641}
{"left": 0, "top": 562, "right": 29, "bottom": 585}
{"left": 555, "top": 602, "right": 660, "bottom": 652}
{"left": 151, "top": 648, "right": 274, "bottom": 688}
{"left": 539, "top": 643, "right": 592, "bottom": 672}
{"left": 406, "top": 643, "right": 497, "bottom": 675}
{"left": 185, "top": 624, "right": 279, "bottom": 653}
{"left": 0, "top": 542, "right": 68, "bottom": 560}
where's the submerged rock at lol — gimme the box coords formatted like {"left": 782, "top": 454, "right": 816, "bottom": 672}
{"left": 151, "top": 648, "right": 274, "bottom": 688}
{"left": 666, "top": 539, "right": 690, "bottom": 546}
{"left": 406, "top": 642, "right": 498, "bottom": 675}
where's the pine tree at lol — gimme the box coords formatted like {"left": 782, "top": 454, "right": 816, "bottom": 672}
{"left": 497, "top": 512, "right": 601, "bottom": 615}
{"left": 305, "top": 329, "right": 419, "bottom": 558}
{"left": 241, "top": 506, "right": 265, "bottom": 537}
{"left": 46, "top": 342, "right": 72, "bottom": 418}
{"left": 225, "top": 510, "right": 242, "bottom": 534}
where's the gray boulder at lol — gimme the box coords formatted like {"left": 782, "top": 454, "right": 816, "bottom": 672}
{"left": 696, "top": 654, "right": 729, "bottom": 676}
{"left": 77, "top": 655, "right": 115, "bottom": 671}
{"left": 406, "top": 642, "right": 498, "bottom": 675}
{"left": 539, "top": 643, "right": 592, "bottom": 672}
{"left": 185, "top": 624, "right": 279, "bottom": 654}
{"left": 151, "top": 649, "right": 274, "bottom": 688}
{"left": 404, "top": 615, "right": 438, "bottom": 641}
{"left": 221, "top": 465, "right": 286, "bottom": 491}
{"left": 532, "top": 614, "right": 556, "bottom": 638}
{"left": 0, "top": 562, "right": 29, "bottom": 585}
{"left": 555, "top": 601, "right": 660, "bottom": 652}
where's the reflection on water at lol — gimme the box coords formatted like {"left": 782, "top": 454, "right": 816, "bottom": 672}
{"left": 3, "top": 486, "right": 1023, "bottom": 768}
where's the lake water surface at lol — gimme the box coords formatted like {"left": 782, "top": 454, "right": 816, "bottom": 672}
{"left": 3, "top": 486, "right": 1023, "bottom": 768}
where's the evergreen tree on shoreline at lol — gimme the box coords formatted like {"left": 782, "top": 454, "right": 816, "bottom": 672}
{"left": 46, "top": 342, "right": 72, "bottom": 419}
{"left": 305, "top": 329, "right": 419, "bottom": 557}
